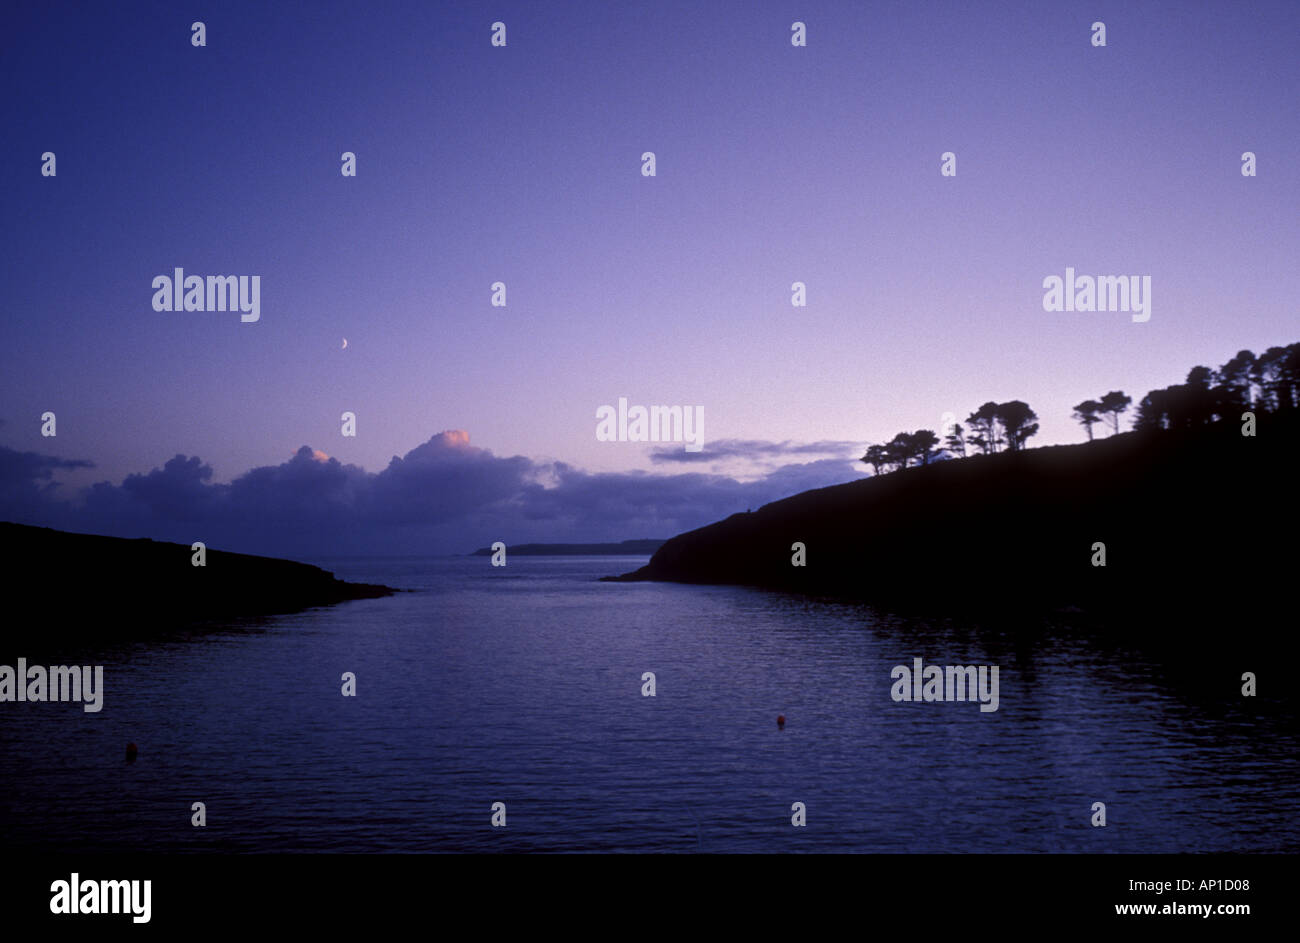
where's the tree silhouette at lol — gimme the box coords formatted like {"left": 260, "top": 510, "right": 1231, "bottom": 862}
{"left": 1251, "top": 345, "right": 1300, "bottom": 412}
{"left": 995, "top": 400, "right": 1039, "bottom": 452}
{"left": 1097, "top": 391, "right": 1131, "bottom": 435}
{"left": 884, "top": 433, "right": 914, "bottom": 472}
{"left": 1283, "top": 343, "right": 1300, "bottom": 409}
{"left": 911, "top": 429, "right": 941, "bottom": 465}
{"left": 1260, "top": 342, "right": 1300, "bottom": 410}
{"left": 863, "top": 431, "right": 943, "bottom": 474}
{"left": 860, "top": 444, "right": 888, "bottom": 476}
{"left": 1072, "top": 399, "right": 1102, "bottom": 441}
{"left": 1251, "top": 348, "right": 1284, "bottom": 412}
{"left": 1135, "top": 379, "right": 1216, "bottom": 431}
{"left": 860, "top": 340, "right": 1300, "bottom": 468}
{"left": 1219, "top": 350, "right": 1257, "bottom": 409}
{"left": 1134, "top": 386, "right": 1174, "bottom": 431}
{"left": 943, "top": 422, "right": 966, "bottom": 457}
{"left": 965, "top": 402, "right": 1001, "bottom": 454}
{"left": 1183, "top": 366, "right": 1220, "bottom": 426}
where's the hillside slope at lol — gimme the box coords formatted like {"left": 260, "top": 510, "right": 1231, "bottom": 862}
{"left": 609, "top": 413, "right": 1296, "bottom": 642}
{"left": 1, "top": 522, "right": 396, "bottom": 641}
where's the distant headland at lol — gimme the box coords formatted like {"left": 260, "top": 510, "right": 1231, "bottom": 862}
{"left": 471, "top": 539, "right": 665, "bottom": 556}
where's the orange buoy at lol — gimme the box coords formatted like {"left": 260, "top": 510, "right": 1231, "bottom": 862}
{"left": 777, "top": 715, "right": 785, "bottom": 727}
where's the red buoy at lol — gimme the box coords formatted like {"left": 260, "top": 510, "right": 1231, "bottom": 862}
{"left": 777, "top": 715, "right": 785, "bottom": 727}
{"left": 125, "top": 742, "right": 138, "bottom": 761}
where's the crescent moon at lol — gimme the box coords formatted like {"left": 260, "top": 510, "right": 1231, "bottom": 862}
{"left": 341, "top": 338, "right": 348, "bottom": 349}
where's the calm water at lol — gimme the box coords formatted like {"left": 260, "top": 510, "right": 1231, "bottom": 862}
{"left": 1, "top": 556, "right": 1296, "bottom": 853}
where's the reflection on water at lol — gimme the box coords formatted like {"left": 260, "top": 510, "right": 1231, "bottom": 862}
{"left": 1, "top": 556, "right": 1295, "bottom": 852}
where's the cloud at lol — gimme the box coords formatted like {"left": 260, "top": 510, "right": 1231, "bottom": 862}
{"left": 648, "top": 438, "right": 863, "bottom": 465}
{"left": 0, "top": 430, "right": 868, "bottom": 557}
{"left": 0, "top": 445, "right": 94, "bottom": 520}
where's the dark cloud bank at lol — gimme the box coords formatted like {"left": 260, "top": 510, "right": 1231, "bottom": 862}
{"left": 0, "top": 432, "right": 867, "bottom": 558}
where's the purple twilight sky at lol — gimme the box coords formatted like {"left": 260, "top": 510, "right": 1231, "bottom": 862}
{"left": 2, "top": 0, "right": 1297, "bottom": 555}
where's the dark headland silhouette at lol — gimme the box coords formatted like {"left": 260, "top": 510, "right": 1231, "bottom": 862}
{"left": 608, "top": 343, "right": 1300, "bottom": 655}
{"left": 1, "top": 522, "right": 396, "bottom": 639}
